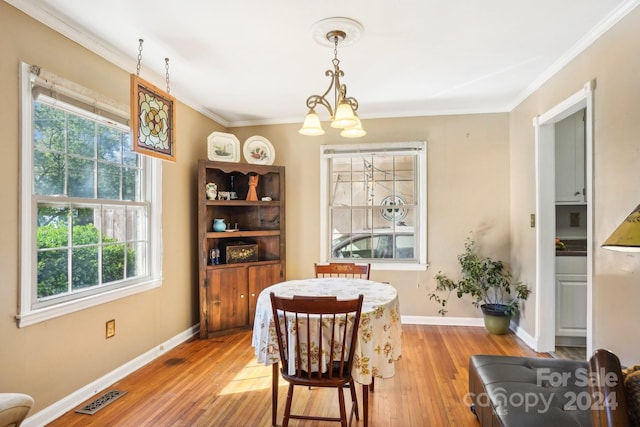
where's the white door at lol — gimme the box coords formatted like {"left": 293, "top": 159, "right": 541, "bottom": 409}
{"left": 533, "top": 81, "right": 594, "bottom": 355}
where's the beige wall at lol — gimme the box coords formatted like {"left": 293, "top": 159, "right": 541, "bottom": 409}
{"left": 5, "top": 0, "right": 640, "bottom": 417}
{"left": 509, "top": 6, "right": 640, "bottom": 364}
{"left": 0, "top": 2, "right": 225, "bottom": 411}
{"left": 233, "top": 113, "right": 512, "bottom": 318}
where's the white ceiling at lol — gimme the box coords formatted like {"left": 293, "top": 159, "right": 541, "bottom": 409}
{"left": 7, "top": 0, "right": 638, "bottom": 128}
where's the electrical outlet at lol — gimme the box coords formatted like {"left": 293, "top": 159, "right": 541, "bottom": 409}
{"left": 106, "top": 319, "right": 115, "bottom": 339}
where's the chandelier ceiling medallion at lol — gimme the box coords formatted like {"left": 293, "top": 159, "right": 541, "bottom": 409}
{"left": 299, "top": 17, "right": 366, "bottom": 138}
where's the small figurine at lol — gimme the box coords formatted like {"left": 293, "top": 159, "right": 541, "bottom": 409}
{"left": 246, "top": 174, "right": 259, "bottom": 201}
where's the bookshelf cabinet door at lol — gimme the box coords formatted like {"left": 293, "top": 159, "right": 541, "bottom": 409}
{"left": 205, "top": 267, "right": 249, "bottom": 333}
{"left": 248, "top": 263, "right": 284, "bottom": 324}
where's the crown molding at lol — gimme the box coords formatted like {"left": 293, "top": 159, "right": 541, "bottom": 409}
{"left": 509, "top": 0, "right": 640, "bottom": 111}
{"left": 5, "top": 0, "right": 230, "bottom": 127}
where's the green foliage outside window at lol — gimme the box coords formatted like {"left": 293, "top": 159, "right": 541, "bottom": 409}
{"left": 37, "top": 223, "right": 136, "bottom": 298}
{"left": 32, "top": 100, "right": 142, "bottom": 301}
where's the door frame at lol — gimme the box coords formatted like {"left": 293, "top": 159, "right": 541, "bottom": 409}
{"left": 533, "top": 80, "right": 594, "bottom": 355}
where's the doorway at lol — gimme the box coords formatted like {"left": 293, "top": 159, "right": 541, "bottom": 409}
{"left": 533, "top": 81, "right": 594, "bottom": 358}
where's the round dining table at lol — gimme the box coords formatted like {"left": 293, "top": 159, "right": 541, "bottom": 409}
{"left": 252, "top": 277, "right": 403, "bottom": 426}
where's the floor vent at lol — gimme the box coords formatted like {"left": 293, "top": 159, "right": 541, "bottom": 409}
{"left": 75, "top": 389, "right": 127, "bottom": 415}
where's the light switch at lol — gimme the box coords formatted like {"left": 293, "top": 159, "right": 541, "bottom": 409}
{"left": 570, "top": 212, "right": 580, "bottom": 227}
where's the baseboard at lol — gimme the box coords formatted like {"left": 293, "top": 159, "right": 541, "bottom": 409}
{"left": 403, "top": 316, "right": 538, "bottom": 353}
{"left": 401, "top": 315, "right": 485, "bottom": 327}
{"left": 510, "top": 321, "right": 537, "bottom": 351}
{"left": 23, "top": 323, "right": 200, "bottom": 427}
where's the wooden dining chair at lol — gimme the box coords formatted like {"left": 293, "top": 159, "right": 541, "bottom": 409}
{"left": 314, "top": 262, "right": 371, "bottom": 280}
{"left": 314, "top": 261, "right": 376, "bottom": 392}
{"left": 270, "top": 292, "right": 365, "bottom": 427}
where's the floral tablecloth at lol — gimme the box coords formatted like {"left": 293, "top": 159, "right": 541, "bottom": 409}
{"left": 252, "top": 278, "right": 402, "bottom": 385}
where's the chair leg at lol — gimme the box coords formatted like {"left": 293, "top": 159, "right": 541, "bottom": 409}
{"left": 337, "top": 385, "right": 347, "bottom": 427}
{"left": 282, "top": 383, "right": 295, "bottom": 427}
{"left": 362, "top": 383, "right": 369, "bottom": 427}
{"left": 349, "top": 380, "right": 359, "bottom": 420}
{"left": 272, "top": 364, "right": 279, "bottom": 426}
{"left": 370, "top": 377, "right": 375, "bottom": 392}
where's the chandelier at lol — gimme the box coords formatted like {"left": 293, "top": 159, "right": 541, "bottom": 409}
{"left": 299, "top": 18, "right": 366, "bottom": 138}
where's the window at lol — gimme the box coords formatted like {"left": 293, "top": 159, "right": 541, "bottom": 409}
{"left": 320, "top": 141, "right": 427, "bottom": 269}
{"left": 18, "top": 63, "right": 162, "bottom": 327}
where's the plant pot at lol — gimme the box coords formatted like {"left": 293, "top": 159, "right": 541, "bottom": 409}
{"left": 481, "top": 304, "right": 511, "bottom": 335}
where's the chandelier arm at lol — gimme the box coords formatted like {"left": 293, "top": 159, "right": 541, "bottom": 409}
{"left": 304, "top": 69, "right": 338, "bottom": 117}
{"left": 337, "top": 73, "right": 358, "bottom": 113}
{"left": 305, "top": 95, "right": 332, "bottom": 116}
{"left": 343, "top": 96, "right": 359, "bottom": 112}
{"left": 332, "top": 66, "right": 344, "bottom": 109}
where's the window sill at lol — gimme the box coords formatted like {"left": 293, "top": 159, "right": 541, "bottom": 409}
{"left": 16, "top": 278, "right": 162, "bottom": 328}
{"left": 371, "top": 262, "right": 428, "bottom": 271}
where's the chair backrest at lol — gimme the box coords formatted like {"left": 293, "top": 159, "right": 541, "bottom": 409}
{"left": 269, "top": 292, "right": 364, "bottom": 384}
{"left": 588, "top": 348, "right": 631, "bottom": 427}
{"left": 314, "top": 262, "right": 371, "bottom": 280}
{"left": 0, "top": 393, "right": 34, "bottom": 427}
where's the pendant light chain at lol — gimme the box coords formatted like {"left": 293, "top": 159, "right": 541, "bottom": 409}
{"left": 332, "top": 34, "right": 340, "bottom": 69}
{"left": 136, "top": 39, "right": 144, "bottom": 76}
{"left": 331, "top": 34, "right": 342, "bottom": 112}
{"left": 165, "top": 58, "right": 171, "bottom": 93}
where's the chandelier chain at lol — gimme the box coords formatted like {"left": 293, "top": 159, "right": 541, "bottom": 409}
{"left": 165, "top": 58, "right": 171, "bottom": 93}
{"left": 332, "top": 35, "right": 340, "bottom": 68}
{"left": 136, "top": 39, "right": 144, "bottom": 76}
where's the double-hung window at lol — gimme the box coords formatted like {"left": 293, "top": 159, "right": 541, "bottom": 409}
{"left": 18, "top": 63, "right": 162, "bottom": 327}
{"left": 320, "top": 141, "right": 427, "bottom": 269}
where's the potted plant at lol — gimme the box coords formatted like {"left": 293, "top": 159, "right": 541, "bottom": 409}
{"left": 428, "top": 237, "right": 531, "bottom": 334}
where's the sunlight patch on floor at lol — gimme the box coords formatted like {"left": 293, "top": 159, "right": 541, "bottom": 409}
{"left": 218, "top": 359, "right": 281, "bottom": 395}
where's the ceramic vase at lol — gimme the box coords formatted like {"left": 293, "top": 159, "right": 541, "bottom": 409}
{"left": 206, "top": 182, "right": 217, "bottom": 200}
{"left": 213, "top": 218, "right": 227, "bottom": 232}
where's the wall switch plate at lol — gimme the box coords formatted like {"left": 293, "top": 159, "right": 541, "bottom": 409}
{"left": 570, "top": 212, "right": 580, "bottom": 227}
{"left": 106, "top": 319, "right": 115, "bottom": 338}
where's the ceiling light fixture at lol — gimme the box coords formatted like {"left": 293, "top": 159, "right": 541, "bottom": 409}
{"left": 299, "top": 18, "right": 366, "bottom": 138}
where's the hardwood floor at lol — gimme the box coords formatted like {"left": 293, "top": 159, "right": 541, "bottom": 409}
{"left": 553, "top": 346, "right": 587, "bottom": 361}
{"left": 47, "top": 325, "right": 548, "bottom": 426}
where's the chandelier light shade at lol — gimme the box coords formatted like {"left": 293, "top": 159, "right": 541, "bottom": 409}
{"left": 299, "top": 18, "right": 366, "bottom": 138}
{"left": 331, "top": 100, "right": 358, "bottom": 128}
{"left": 340, "top": 113, "right": 366, "bottom": 137}
{"left": 602, "top": 203, "right": 640, "bottom": 252}
{"left": 300, "top": 108, "right": 325, "bottom": 135}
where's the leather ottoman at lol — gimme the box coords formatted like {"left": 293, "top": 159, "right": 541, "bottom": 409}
{"left": 468, "top": 355, "right": 592, "bottom": 427}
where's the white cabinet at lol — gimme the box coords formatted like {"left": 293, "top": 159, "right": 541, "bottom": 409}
{"left": 555, "top": 109, "right": 586, "bottom": 204}
{"left": 555, "top": 257, "right": 587, "bottom": 338}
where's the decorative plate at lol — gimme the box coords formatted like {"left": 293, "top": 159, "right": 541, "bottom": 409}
{"left": 243, "top": 136, "right": 275, "bottom": 165}
{"left": 207, "top": 132, "right": 240, "bottom": 162}
{"left": 380, "top": 195, "right": 408, "bottom": 221}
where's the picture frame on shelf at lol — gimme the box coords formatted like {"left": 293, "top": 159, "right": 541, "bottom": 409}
{"left": 130, "top": 74, "right": 177, "bottom": 162}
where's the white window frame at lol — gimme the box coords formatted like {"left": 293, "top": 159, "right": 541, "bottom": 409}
{"left": 320, "top": 141, "right": 427, "bottom": 271}
{"left": 17, "top": 62, "right": 163, "bottom": 327}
